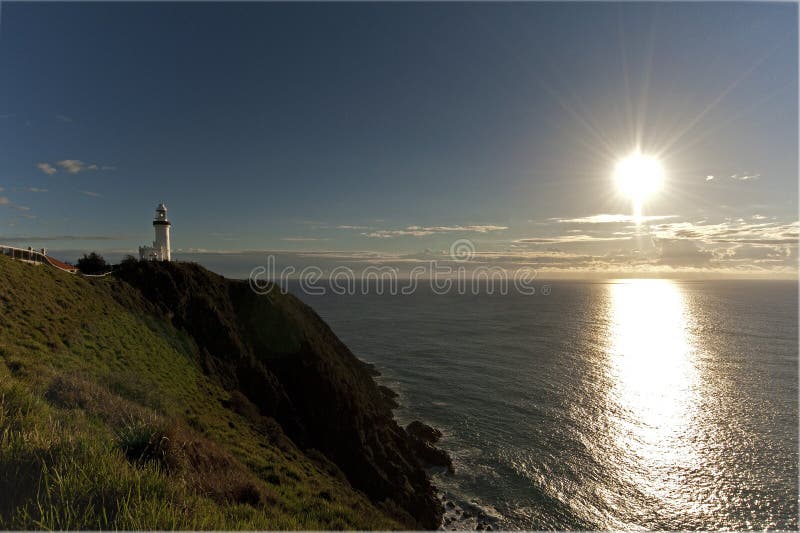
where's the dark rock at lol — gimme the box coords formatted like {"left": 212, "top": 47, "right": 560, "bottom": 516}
{"left": 446, "top": 500, "right": 455, "bottom": 509}
{"left": 406, "top": 420, "right": 442, "bottom": 444}
{"left": 359, "top": 360, "right": 381, "bottom": 377}
{"left": 405, "top": 421, "right": 452, "bottom": 473}
{"left": 378, "top": 385, "right": 400, "bottom": 409}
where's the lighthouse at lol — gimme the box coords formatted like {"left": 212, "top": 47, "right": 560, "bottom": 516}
{"left": 138, "top": 203, "right": 172, "bottom": 261}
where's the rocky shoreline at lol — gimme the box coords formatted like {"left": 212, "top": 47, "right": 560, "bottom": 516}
{"left": 366, "top": 365, "right": 496, "bottom": 531}
{"left": 370, "top": 378, "right": 500, "bottom": 531}
{"left": 442, "top": 497, "right": 500, "bottom": 531}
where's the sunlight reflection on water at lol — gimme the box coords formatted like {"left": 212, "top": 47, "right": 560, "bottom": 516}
{"left": 604, "top": 279, "right": 706, "bottom": 526}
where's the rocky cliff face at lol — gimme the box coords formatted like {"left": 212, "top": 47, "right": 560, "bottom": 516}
{"left": 115, "top": 260, "right": 443, "bottom": 529}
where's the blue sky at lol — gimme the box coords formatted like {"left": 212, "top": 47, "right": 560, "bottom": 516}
{"left": 0, "top": 2, "right": 797, "bottom": 277}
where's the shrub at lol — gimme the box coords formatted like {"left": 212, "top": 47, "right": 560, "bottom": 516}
{"left": 76, "top": 252, "right": 110, "bottom": 275}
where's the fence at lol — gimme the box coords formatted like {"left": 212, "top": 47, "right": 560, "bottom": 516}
{"left": 0, "top": 245, "right": 78, "bottom": 273}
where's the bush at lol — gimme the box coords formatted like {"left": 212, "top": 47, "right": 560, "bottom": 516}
{"left": 76, "top": 252, "right": 110, "bottom": 275}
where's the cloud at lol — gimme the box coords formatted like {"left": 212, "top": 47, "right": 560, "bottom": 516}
{"left": 409, "top": 225, "right": 508, "bottom": 233}
{"left": 159, "top": 237, "right": 799, "bottom": 278}
{"left": 552, "top": 214, "right": 679, "bottom": 224}
{"left": 362, "top": 224, "right": 508, "bottom": 238}
{"left": 81, "top": 190, "right": 102, "bottom": 198}
{"left": 24, "top": 187, "right": 48, "bottom": 193}
{"left": 713, "top": 237, "right": 797, "bottom": 244}
{"left": 58, "top": 160, "right": 86, "bottom": 174}
{"left": 281, "top": 237, "right": 329, "bottom": 242}
{"left": 655, "top": 239, "right": 714, "bottom": 267}
{"left": 723, "top": 243, "right": 792, "bottom": 261}
{"left": 336, "top": 225, "right": 370, "bottom": 230}
{"left": 730, "top": 173, "right": 760, "bottom": 181}
{"left": 363, "top": 229, "right": 434, "bottom": 238}
{"left": 705, "top": 175, "right": 714, "bottom": 181}
{"left": 515, "top": 234, "right": 630, "bottom": 244}
{"left": 51, "top": 160, "right": 113, "bottom": 174}
{"left": 55, "top": 114, "right": 73, "bottom": 123}
{"left": 651, "top": 219, "right": 798, "bottom": 245}
{"left": 0, "top": 197, "right": 33, "bottom": 213}
{"left": 37, "top": 163, "right": 57, "bottom": 175}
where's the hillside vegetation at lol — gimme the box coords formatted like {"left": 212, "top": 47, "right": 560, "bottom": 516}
{"left": 0, "top": 255, "right": 442, "bottom": 529}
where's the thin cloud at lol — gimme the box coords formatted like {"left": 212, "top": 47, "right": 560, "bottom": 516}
{"left": 55, "top": 114, "right": 73, "bottom": 123}
{"left": 655, "top": 238, "right": 714, "bottom": 267}
{"left": 81, "top": 190, "right": 102, "bottom": 197}
{"left": 362, "top": 224, "right": 508, "bottom": 238}
{"left": 0, "top": 197, "right": 33, "bottom": 213}
{"left": 552, "top": 214, "right": 678, "bottom": 224}
{"left": 281, "top": 237, "right": 329, "bottom": 242}
{"left": 731, "top": 173, "right": 760, "bottom": 181}
{"left": 515, "top": 235, "right": 630, "bottom": 244}
{"left": 651, "top": 219, "right": 799, "bottom": 245}
{"left": 51, "top": 160, "right": 113, "bottom": 174}
{"left": 705, "top": 175, "right": 715, "bottom": 181}
{"left": 409, "top": 225, "right": 508, "bottom": 233}
{"left": 363, "top": 229, "right": 435, "bottom": 238}
{"left": 37, "top": 162, "right": 57, "bottom": 175}
{"left": 713, "top": 237, "right": 797, "bottom": 244}
{"left": 58, "top": 160, "right": 86, "bottom": 174}
{"left": 24, "top": 187, "right": 48, "bottom": 193}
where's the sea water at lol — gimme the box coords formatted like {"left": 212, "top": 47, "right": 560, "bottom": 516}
{"left": 297, "top": 279, "right": 798, "bottom": 530}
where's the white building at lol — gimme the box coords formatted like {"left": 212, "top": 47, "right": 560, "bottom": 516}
{"left": 139, "top": 203, "right": 172, "bottom": 261}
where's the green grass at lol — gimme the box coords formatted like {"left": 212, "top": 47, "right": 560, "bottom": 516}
{"left": 0, "top": 256, "right": 402, "bottom": 530}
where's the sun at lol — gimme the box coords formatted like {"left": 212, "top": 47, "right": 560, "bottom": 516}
{"left": 614, "top": 151, "right": 664, "bottom": 223}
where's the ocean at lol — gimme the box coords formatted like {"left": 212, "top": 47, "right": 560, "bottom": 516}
{"left": 295, "top": 279, "right": 798, "bottom": 530}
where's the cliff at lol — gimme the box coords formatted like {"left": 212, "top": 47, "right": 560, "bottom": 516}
{"left": 0, "top": 256, "right": 443, "bottom": 529}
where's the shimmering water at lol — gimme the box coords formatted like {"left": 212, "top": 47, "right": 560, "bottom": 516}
{"left": 297, "top": 279, "right": 798, "bottom": 530}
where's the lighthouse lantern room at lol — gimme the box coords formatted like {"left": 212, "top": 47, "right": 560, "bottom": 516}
{"left": 139, "top": 203, "right": 172, "bottom": 261}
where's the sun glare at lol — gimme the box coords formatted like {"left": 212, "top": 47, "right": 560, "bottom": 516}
{"left": 614, "top": 152, "right": 664, "bottom": 223}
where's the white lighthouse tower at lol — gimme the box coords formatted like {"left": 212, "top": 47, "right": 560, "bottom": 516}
{"left": 138, "top": 203, "right": 172, "bottom": 261}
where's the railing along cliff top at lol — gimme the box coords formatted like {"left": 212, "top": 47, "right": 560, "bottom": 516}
{"left": 0, "top": 245, "right": 78, "bottom": 274}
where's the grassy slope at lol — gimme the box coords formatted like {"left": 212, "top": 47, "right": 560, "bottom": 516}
{"left": 0, "top": 255, "right": 402, "bottom": 530}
